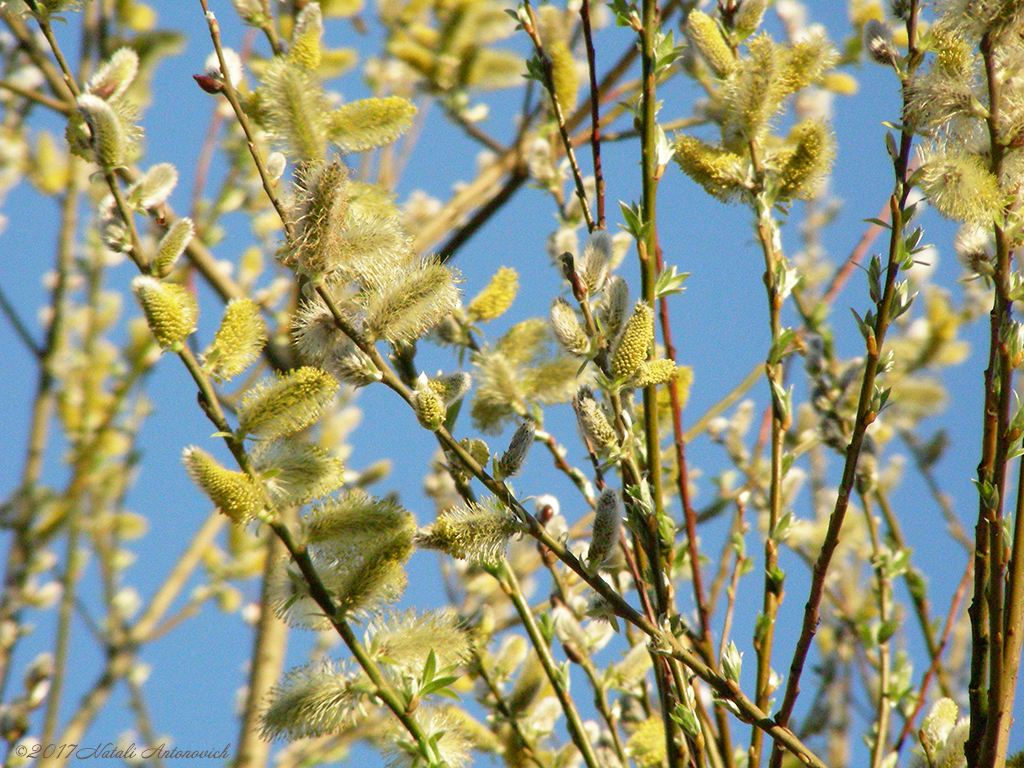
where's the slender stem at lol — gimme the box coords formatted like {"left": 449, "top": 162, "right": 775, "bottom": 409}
{"left": 970, "top": 26, "right": 1017, "bottom": 768}
{"left": 578, "top": 0, "right": 605, "bottom": 229}
{"left": 748, "top": 143, "right": 786, "bottom": 768}
{"left": 520, "top": 0, "right": 595, "bottom": 232}
{"left": 198, "top": 0, "right": 295, "bottom": 241}
{"left": 768, "top": 9, "right": 922, "bottom": 764}
{"left": 861, "top": 490, "right": 892, "bottom": 768}
{"left": 497, "top": 562, "right": 603, "bottom": 768}
{"left": 232, "top": 535, "right": 290, "bottom": 768}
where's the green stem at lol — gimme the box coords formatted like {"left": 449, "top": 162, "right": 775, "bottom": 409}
{"left": 497, "top": 561, "right": 603, "bottom": 768}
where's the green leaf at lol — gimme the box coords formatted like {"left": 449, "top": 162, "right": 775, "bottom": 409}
{"left": 654, "top": 264, "right": 690, "bottom": 299}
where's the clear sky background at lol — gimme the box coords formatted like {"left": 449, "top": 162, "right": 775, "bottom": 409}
{"left": 0, "top": 0, "right": 1019, "bottom": 765}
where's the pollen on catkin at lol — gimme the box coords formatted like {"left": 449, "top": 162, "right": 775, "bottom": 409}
{"left": 573, "top": 387, "right": 618, "bottom": 455}
{"left": 467, "top": 266, "right": 519, "bottom": 322}
{"left": 429, "top": 372, "right": 472, "bottom": 406}
{"left": 182, "top": 446, "right": 264, "bottom": 523}
{"left": 131, "top": 276, "right": 198, "bottom": 349}
{"left": 237, "top": 367, "right": 339, "bottom": 440}
{"left": 673, "top": 134, "right": 747, "bottom": 203}
{"left": 537, "top": 6, "right": 578, "bottom": 114}
{"left": 687, "top": 10, "right": 736, "bottom": 78}
{"left": 776, "top": 119, "right": 835, "bottom": 201}
{"left": 416, "top": 499, "right": 522, "bottom": 567}
{"left": 633, "top": 358, "right": 680, "bottom": 388}
{"left": 258, "top": 56, "right": 329, "bottom": 160}
{"left": 153, "top": 218, "right": 194, "bottom": 277}
{"left": 328, "top": 96, "right": 417, "bottom": 154}
{"left": 626, "top": 717, "right": 668, "bottom": 768}
{"left": 611, "top": 301, "right": 654, "bottom": 381}
{"left": 916, "top": 146, "right": 1004, "bottom": 225}
{"left": 414, "top": 379, "right": 447, "bottom": 431}
{"left": 260, "top": 661, "right": 361, "bottom": 740}
{"left": 288, "top": 3, "right": 323, "bottom": 71}
{"left": 203, "top": 298, "right": 267, "bottom": 381}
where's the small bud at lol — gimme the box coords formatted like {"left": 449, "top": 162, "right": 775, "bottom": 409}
{"left": 573, "top": 387, "right": 618, "bottom": 455}
{"left": 587, "top": 488, "right": 622, "bottom": 570}
{"left": 86, "top": 48, "right": 139, "bottom": 102}
{"left": 237, "top": 367, "right": 339, "bottom": 440}
{"left": 203, "top": 298, "right": 267, "bottom": 380}
{"left": 722, "top": 640, "right": 743, "bottom": 682}
{"left": 495, "top": 420, "right": 536, "bottom": 480}
{"left": 193, "top": 74, "right": 224, "bottom": 94}
{"left": 733, "top": 0, "right": 768, "bottom": 38}
{"left": 77, "top": 94, "right": 126, "bottom": 169}
{"left": 205, "top": 48, "right": 244, "bottom": 90}
{"left": 128, "top": 163, "right": 178, "bottom": 210}
{"left": 467, "top": 266, "right": 519, "bottom": 322}
{"left": 578, "top": 229, "right": 613, "bottom": 294}
{"left": 131, "top": 276, "right": 198, "bottom": 349}
{"left": 414, "top": 379, "right": 446, "bottom": 431}
{"left": 550, "top": 297, "right": 590, "bottom": 356}
{"left": 183, "top": 446, "right": 264, "bottom": 523}
{"left": 863, "top": 19, "right": 897, "bottom": 66}
{"left": 266, "top": 152, "right": 287, "bottom": 184}
{"left": 232, "top": 0, "right": 272, "bottom": 26}
{"left": 611, "top": 301, "right": 654, "bottom": 381}
{"left": 687, "top": 10, "right": 736, "bottom": 78}
{"left": 153, "top": 218, "right": 194, "bottom": 277}
{"left": 599, "top": 276, "right": 630, "bottom": 339}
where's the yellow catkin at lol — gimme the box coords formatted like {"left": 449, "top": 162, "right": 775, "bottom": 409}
{"left": 777, "top": 119, "right": 835, "bottom": 201}
{"left": 611, "top": 302, "right": 654, "bottom": 381}
{"left": 415, "top": 382, "right": 446, "bottom": 431}
{"left": 467, "top": 267, "right": 519, "bottom": 322}
{"left": 633, "top": 358, "right": 680, "bottom": 388}
{"left": 183, "top": 447, "right": 264, "bottom": 523}
{"left": 687, "top": 10, "right": 736, "bottom": 78}
{"left": 205, "top": 298, "right": 267, "bottom": 380}
{"left": 537, "top": 6, "right": 578, "bottom": 114}
{"left": 673, "top": 134, "right": 745, "bottom": 202}
{"left": 131, "top": 276, "right": 198, "bottom": 349}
